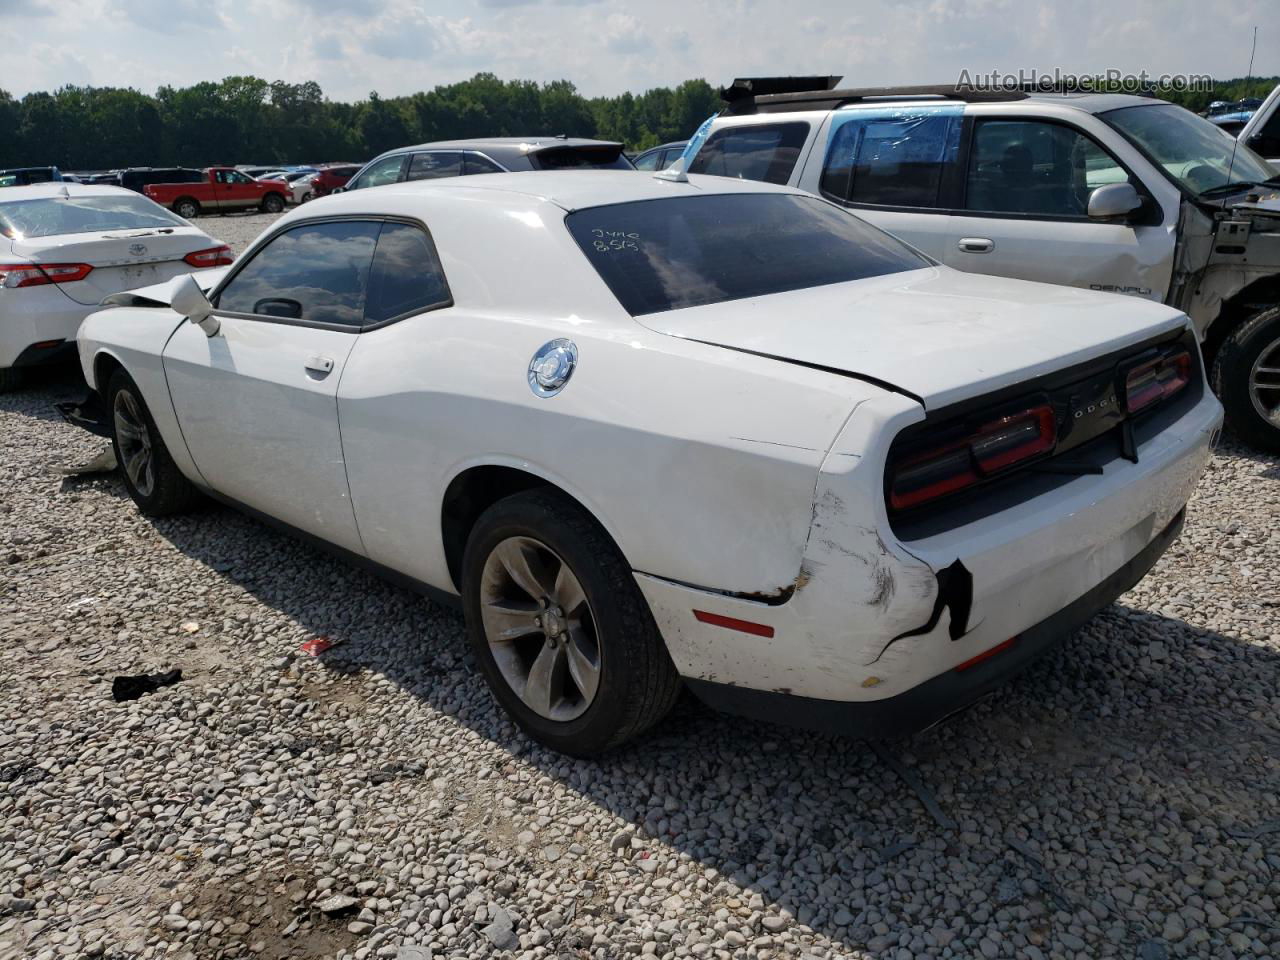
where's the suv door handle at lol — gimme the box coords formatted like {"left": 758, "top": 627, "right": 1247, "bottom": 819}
{"left": 958, "top": 237, "right": 994, "bottom": 254}
{"left": 305, "top": 356, "right": 334, "bottom": 376}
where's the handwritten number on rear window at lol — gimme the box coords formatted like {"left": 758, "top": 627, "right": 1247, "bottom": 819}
{"left": 591, "top": 228, "right": 639, "bottom": 253}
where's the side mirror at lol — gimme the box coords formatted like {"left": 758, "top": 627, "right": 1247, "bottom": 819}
{"left": 170, "top": 273, "right": 219, "bottom": 337}
{"left": 1087, "top": 182, "right": 1143, "bottom": 221}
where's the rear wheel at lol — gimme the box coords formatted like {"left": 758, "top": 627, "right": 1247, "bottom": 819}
{"left": 299, "top": 191, "right": 312, "bottom": 204}
{"left": 461, "top": 488, "right": 681, "bottom": 756}
{"left": 107, "top": 369, "right": 202, "bottom": 516}
{"left": 175, "top": 198, "right": 200, "bottom": 219}
{"left": 261, "top": 193, "right": 284, "bottom": 213}
{"left": 0, "top": 367, "right": 24, "bottom": 392}
{"left": 1212, "top": 305, "right": 1280, "bottom": 453}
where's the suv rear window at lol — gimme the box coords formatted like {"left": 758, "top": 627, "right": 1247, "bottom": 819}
{"left": 566, "top": 193, "right": 928, "bottom": 316}
{"left": 531, "top": 145, "right": 631, "bottom": 170}
{"left": 687, "top": 123, "right": 810, "bottom": 185}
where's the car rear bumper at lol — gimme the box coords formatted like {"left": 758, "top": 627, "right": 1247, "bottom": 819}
{"left": 0, "top": 287, "right": 92, "bottom": 368}
{"left": 683, "top": 507, "right": 1183, "bottom": 739}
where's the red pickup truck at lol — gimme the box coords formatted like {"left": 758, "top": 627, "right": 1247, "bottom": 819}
{"left": 144, "top": 167, "right": 288, "bottom": 219}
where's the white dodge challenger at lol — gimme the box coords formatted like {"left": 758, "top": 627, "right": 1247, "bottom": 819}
{"left": 71, "top": 171, "right": 1222, "bottom": 755}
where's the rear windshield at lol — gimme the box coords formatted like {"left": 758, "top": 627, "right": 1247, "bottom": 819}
{"left": 0, "top": 194, "right": 185, "bottom": 239}
{"left": 532, "top": 146, "right": 632, "bottom": 170}
{"left": 566, "top": 193, "right": 929, "bottom": 316}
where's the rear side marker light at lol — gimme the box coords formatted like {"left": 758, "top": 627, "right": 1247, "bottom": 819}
{"left": 954, "top": 636, "right": 1018, "bottom": 672}
{"left": 889, "top": 404, "right": 1056, "bottom": 511}
{"left": 693, "top": 610, "right": 775, "bottom": 638}
{"left": 184, "top": 245, "right": 234, "bottom": 267}
{"left": 0, "top": 262, "right": 94, "bottom": 288}
{"left": 1123, "top": 349, "right": 1191, "bottom": 414}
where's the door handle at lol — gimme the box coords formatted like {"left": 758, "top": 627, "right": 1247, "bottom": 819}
{"left": 305, "top": 356, "right": 334, "bottom": 376}
{"left": 958, "top": 237, "right": 994, "bottom": 254}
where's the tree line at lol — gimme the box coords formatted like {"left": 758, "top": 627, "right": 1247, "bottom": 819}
{"left": 0, "top": 74, "right": 721, "bottom": 171}
{"left": 0, "top": 72, "right": 1275, "bottom": 172}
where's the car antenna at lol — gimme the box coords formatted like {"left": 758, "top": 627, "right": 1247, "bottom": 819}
{"left": 1223, "top": 25, "right": 1257, "bottom": 195}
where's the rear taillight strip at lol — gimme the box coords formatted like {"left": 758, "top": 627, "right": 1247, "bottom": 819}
{"left": 1123, "top": 348, "right": 1191, "bottom": 415}
{"left": 0, "top": 262, "right": 94, "bottom": 288}
{"left": 183, "top": 245, "right": 234, "bottom": 267}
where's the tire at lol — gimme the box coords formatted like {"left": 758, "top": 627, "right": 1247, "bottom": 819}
{"left": 299, "top": 191, "right": 312, "bottom": 204}
{"left": 1211, "top": 305, "right": 1280, "bottom": 453}
{"left": 106, "top": 369, "right": 202, "bottom": 516}
{"left": 175, "top": 198, "right": 200, "bottom": 219}
{"left": 261, "top": 193, "right": 284, "bottom": 214}
{"left": 461, "top": 488, "right": 681, "bottom": 756}
{"left": 0, "top": 366, "right": 24, "bottom": 392}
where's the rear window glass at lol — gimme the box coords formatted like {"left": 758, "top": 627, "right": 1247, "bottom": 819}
{"left": 566, "top": 193, "right": 929, "bottom": 316}
{"left": 0, "top": 194, "right": 185, "bottom": 239}
{"left": 687, "top": 123, "right": 810, "bottom": 185}
{"left": 531, "top": 146, "right": 631, "bottom": 170}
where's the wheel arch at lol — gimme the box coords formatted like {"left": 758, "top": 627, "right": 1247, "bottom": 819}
{"left": 1202, "top": 273, "right": 1280, "bottom": 369}
{"left": 92, "top": 348, "right": 126, "bottom": 394}
{"left": 440, "top": 462, "right": 626, "bottom": 594}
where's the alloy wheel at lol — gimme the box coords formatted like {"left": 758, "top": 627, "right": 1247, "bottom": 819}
{"left": 479, "top": 536, "right": 601, "bottom": 722}
{"left": 1249, "top": 334, "right": 1280, "bottom": 428}
{"left": 113, "top": 389, "right": 155, "bottom": 497}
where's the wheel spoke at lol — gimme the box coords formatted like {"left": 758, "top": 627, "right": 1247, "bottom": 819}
{"left": 496, "top": 539, "right": 553, "bottom": 600}
{"left": 564, "top": 628, "right": 600, "bottom": 703}
{"left": 123, "top": 450, "right": 146, "bottom": 487}
{"left": 481, "top": 598, "right": 542, "bottom": 643}
{"left": 114, "top": 419, "right": 142, "bottom": 443}
{"left": 553, "top": 561, "right": 587, "bottom": 617}
{"left": 522, "top": 641, "right": 563, "bottom": 716}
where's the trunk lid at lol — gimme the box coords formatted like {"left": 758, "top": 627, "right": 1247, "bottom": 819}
{"left": 10, "top": 226, "right": 222, "bottom": 305}
{"left": 636, "top": 266, "right": 1189, "bottom": 410}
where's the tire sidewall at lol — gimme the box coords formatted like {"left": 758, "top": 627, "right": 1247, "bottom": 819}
{"left": 106, "top": 371, "right": 176, "bottom": 514}
{"left": 176, "top": 200, "right": 198, "bottom": 219}
{"left": 1213, "top": 305, "right": 1280, "bottom": 453}
{"left": 461, "top": 495, "right": 646, "bottom": 754}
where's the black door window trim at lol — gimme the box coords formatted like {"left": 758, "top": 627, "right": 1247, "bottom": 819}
{"left": 207, "top": 214, "right": 453, "bottom": 334}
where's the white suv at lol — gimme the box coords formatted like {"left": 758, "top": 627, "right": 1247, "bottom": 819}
{"left": 681, "top": 79, "right": 1280, "bottom": 451}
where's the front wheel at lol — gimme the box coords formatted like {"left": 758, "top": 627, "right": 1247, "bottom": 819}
{"left": 107, "top": 369, "right": 202, "bottom": 516}
{"left": 461, "top": 488, "right": 681, "bottom": 756}
{"left": 299, "top": 191, "right": 312, "bottom": 204}
{"left": 261, "top": 193, "right": 284, "bottom": 213}
{"left": 1212, "top": 305, "right": 1280, "bottom": 453}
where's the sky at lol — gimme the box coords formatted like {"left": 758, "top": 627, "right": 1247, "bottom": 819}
{"left": 4, "top": 0, "right": 1275, "bottom": 102}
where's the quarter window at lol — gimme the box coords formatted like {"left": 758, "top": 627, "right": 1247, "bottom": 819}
{"left": 406, "top": 152, "right": 463, "bottom": 180}
{"left": 464, "top": 153, "right": 504, "bottom": 175}
{"left": 348, "top": 154, "right": 407, "bottom": 191}
{"left": 820, "top": 109, "right": 961, "bottom": 209}
{"left": 215, "top": 221, "right": 380, "bottom": 328}
{"left": 632, "top": 150, "right": 661, "bottom": 171}
{"left": 687, "top": 123, "right": 810, "bottom": 185}
{"left": 965, "top": 120, "right": 1133, "bottom": 218}
{"left": 365, "top": 222, "right": 451, "bottom": 324}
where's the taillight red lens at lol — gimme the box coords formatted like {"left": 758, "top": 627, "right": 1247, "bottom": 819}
{"left": 0, "top": 262, "right": 93, "bottom": 288}
{"left": 890, "top": 404, "right": 1056, "bottom": 511}
{"left": 1124, "top": 349, "right": 1191, "bottom": 414}
{"left": 183, "top": 245, "right": 234, "bottom": 267}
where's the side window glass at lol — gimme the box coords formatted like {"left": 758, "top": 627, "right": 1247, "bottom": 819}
{"left": 966, "top": 120, "right": 1133, "bottom": 218}
{"left": 406, "top": 152, "right": 463, "bottom": 180}
{"left": 687, "top": 122, "right": 810, "bottom": 185}
{"left": 821, "top": 108, "right": 962, "bottom": 208}
{"left": 1247, "top": 109, "right": 1280, "bottom": 157}
{"left": 365, "top": 222, "right": 452, "bottom": 324}
{"left": 215, "top": 221, "right": 380, "bottom": 327}
{"left": 464, "top": 153, "right": 504, "bottom": 175}
{"left": 348, "top": 155, "right": 406, "bottom": 191}
{"left": 632, "top": 151, "right": 660, "bottom": 171}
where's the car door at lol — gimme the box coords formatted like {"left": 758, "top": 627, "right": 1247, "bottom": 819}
{"left": 942, "top": 117, "right": 1175, "bottom": 302}
{"left": 162, "top": 219, "right": 381, "bottom": 554}
{"left": 212, "top": 169, "right": 258, "bottom": 210}
{"left": 345, "top": 154, "right": 407, "bottom": 192}
{"left": 1239, "top": 84, "right": 1280, "bottom": 163}
{"left": 794, "top": 105, "right": 964, "bottom": 262}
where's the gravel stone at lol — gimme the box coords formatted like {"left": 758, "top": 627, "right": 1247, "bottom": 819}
{"left": 1, "top": 297, "right": 1277, "bottom": 960}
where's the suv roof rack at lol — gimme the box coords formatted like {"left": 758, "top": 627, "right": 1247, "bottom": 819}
{"left": 721, "top": 78, "right": 1031, "bottom": 115}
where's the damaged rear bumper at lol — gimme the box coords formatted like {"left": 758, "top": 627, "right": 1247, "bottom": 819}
{"left": 683, "top": 509, "right": 1183, "bottom": 739}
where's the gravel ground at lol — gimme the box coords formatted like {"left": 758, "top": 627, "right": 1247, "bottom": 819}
{"left": 1, "top": 262, "right": 1278, "bottom": 960}
{"left": 199, "top": 211, "right": 284, "bottom": 257}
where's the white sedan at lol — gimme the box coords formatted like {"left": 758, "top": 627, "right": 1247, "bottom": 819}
{"left": 73, "top": 171, "right": 1221, "bottom": 755}
{"left": 1, "top": 183, "right": 231, "bottom": 391}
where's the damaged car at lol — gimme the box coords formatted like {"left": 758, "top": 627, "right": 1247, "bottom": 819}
{"left": 70, "top": 171, "right": 1221, "bottom": 755}
{"left": 678, "top": 78, "right": 1280, "bottom": 451}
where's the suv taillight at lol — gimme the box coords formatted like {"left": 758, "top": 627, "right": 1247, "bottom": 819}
{"left": 184, "top": 245, "right": 234, "bottom": 267}
{"left": 0, "top": 262, "right": 94, "bottom": 288}
{"left": 889, "top": 404, "right": 1056, "bottom": 511}
{"left": 1122, "top": 348, "right": 1191, "bottom": 414}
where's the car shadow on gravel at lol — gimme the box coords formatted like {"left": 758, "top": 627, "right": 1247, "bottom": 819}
{"left": 147, "top": 501, "right": 1280, "bottom": 957}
